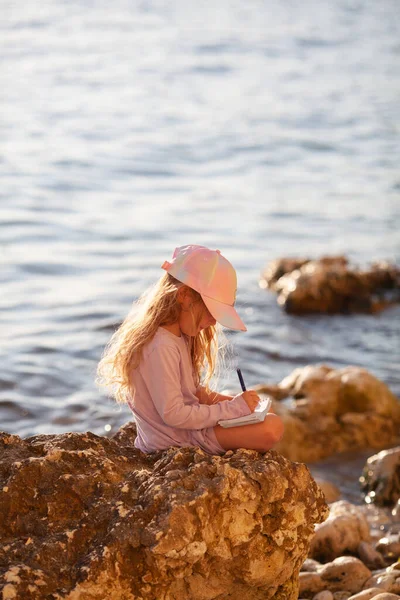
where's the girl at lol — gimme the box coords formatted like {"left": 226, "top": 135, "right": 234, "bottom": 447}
{"left": 97, "top": 245, "right": 284, "bottom": 454}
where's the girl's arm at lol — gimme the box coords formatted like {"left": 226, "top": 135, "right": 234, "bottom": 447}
{"left": 139, "top": 344, "right": 251, "bottom": 430}
{"left": 196, "top": 385, "right": 233, "bottom": 405}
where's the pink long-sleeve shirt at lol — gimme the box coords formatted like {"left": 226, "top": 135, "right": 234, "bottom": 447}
{"left": 127, "top": 327, "right": 251, "bottom": 454}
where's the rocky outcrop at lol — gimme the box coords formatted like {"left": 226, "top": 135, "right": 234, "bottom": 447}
{"left": 360, "top": 447, "right": 400, "bottom": 507}
{"left": 254, "top": 365, "right": 400, "bottom": 463}
{"left": 0, "top": 430, "right": 328, "bottom": 600}
{"left": 259, "top": 256, "right": 400, "bottom": 314}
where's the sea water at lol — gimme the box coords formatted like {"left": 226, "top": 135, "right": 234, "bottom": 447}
{"left": 1, "top": 0, "right": 399, "bottom": 500}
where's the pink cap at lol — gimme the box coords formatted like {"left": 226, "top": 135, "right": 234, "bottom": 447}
{"left": 161, "top": 245, "right": 247, "bottom": 332}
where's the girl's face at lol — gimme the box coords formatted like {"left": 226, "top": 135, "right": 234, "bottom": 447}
{"left": 178, "top": 288, "right": 217, "bottom": 336}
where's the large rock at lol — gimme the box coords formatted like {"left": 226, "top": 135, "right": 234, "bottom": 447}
{"left": 0, "top": 429, "right": 328, "bottom": 600}
{"left": 255, "top": 366, "right": 400, "bottom": 463}
{"left": 360, "top": 447, "right": 400, "bottom": 507}
{"left": 260, "top": 256, "right": 400, "bottom": 314}
{"left": 309, "top": 501, "right": 371, "bottom": 563}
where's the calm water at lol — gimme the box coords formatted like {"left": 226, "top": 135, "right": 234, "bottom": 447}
{"left": 1, "top": 1, "right": 399, "bottom": 497}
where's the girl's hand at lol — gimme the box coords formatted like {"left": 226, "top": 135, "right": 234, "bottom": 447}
{"left": 240, "top": 390, "right": 260, "bottom": 413}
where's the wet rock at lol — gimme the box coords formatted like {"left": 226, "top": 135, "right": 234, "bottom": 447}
{"left": 318, "top": 557, "right": 371, "bottom": 594}
{"left": 310, "top": 501, "right": 370, "bottom": 563}
{"left": 375, "top": 535, "right": 400, "bottom": 562}
{"left": 360, "top": 448, "right": 400, "bottom": 507}
{"left": 348, "top": 589, "right": 387, "bottom": 600}
{"left": 260, "top": 256, "right": 400, "bottom": 315}
{"left": 0, "top": 430, "right": 328, "bottom": 600}
{"left": 364, "top": 567, "right": 400, "bottom": 595}
{"left": 261, "top": 365, "right": 400, "bottom": 464}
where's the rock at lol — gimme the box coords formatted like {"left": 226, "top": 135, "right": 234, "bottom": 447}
{"left": 299, "top": 572, "right": 324, "bottom": 596}
{"left": 319, "top": 557, "right": 371, "bottom": 594}
{"left": 364, "top": 568, "right": 400, "bottom": 595}
{"left": 360, "top": 448, "right": 400, "bottom": 507}
{"left": 357, "top": 541, "right": 386, "bottom": 570}
{"left": 0, "top": 430, "right": 328, "bottom": 600}
{"left": 376, "top": 536, "right": 400, "bottom": 562}
{"left": 267, "top": 365, "right": 400, "bottom": 463}
{"left": 348, "top": 588, "right": 387, "bottom": 600}
{"left": 302, "top": 558, "right": 324, "bottom": 572}
{"left": 259, "top": 256, "right": 400, "bottom": 315}
{"left": 333, "top": 593, "right": 352, "bottom": 600}
{"left": 310, "top": 501, "right": 371, "bottom": 563}
{"left": 372, "top": 594, "right": 400, "bottom": 600}
{"left": 314, "top": 478, "right": 341, "bottom": 503}
{"left": 314, "top": 591, "right": 334, "bottom": 600}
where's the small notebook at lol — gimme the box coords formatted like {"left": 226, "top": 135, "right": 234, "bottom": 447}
{"left": 218, "top": 397, "right": 272, "bottom": 428}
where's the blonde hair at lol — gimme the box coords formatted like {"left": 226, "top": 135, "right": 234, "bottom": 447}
{"left": 97, "top": 273, "right": 226, "bottom": 404}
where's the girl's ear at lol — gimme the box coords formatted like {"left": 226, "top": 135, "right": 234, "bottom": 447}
{"left": 176, "top": 285, "right": 191, "bottom": 306}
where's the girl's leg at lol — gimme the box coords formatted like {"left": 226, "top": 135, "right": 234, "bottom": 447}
{"left": 214, "top": 413, "right": 284, "bottom": 453}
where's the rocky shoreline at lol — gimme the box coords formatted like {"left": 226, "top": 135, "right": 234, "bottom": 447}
{"left": 1, "top": 366, "right": 399, "bottom": 599}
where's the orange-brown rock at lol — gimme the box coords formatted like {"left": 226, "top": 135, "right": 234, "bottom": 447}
{"left": 260, "top": 256, "right": 400, "bottom": 314}
{"left": 360, "top": 447, "right": 400, "bottom": 507}
{"left": 0, "top": 430, "right": 328, "bottom": 600}
{"left": 254, "top": 365, "right": 400, "bottom": 463}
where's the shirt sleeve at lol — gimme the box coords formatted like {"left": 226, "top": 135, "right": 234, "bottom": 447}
{"left": 139, "top": 343, "right": 251, "bottom": 430}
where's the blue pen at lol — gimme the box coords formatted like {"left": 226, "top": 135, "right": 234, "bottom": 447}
{"left": 236, "top": 368, "right": 246, "bottom": 392}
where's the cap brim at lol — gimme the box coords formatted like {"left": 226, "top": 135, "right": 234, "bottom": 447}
{"left": 201, "top": 295, "right": 247, "bottom": 332}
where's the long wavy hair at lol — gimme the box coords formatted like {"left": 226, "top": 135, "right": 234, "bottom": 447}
{"left": 97, "top": 273, "right": 227, "bottom": 404}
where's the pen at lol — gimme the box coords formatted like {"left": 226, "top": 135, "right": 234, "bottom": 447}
{"left": 236, "top": 368, "right": 246, "bottom": 392}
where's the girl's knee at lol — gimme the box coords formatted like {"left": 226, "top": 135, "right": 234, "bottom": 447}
{"left": 262, "top": 413, "right": 284, "bottom": 448}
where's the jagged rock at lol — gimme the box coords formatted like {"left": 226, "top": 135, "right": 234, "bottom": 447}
{"left": 260, "top": 256, "right": 400, "bottom": 314}
{"left": 360, "top": 448, "right": 400, "bottom": 507}
{"left": 0, "top": 430, "right": 328, "bottom": 600}
{"left": 309, "top": 501, "right": 371, "bottom": 563}
{"left": 255, "top": 366, "right": 400, "bottom": 463}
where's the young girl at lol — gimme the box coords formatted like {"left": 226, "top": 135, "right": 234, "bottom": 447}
{"left": 97, "top": 245, "right": 284, "bottom": 454}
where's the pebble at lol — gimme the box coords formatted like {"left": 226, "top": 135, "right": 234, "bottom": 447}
{"left": 310, "top": 501, "right": 371, "bottom": 562}
{"left": 299, "top": 572, "right": 324, "bottom": 595}
{"left": 319, "top": 557, "right": 372, "bottom": 594}
{"left": 364, "top": 572, "right": 400, "bottom": 595}
{"left": 314, "top": 592, "right": 334, "bottom": 600}
{"left": 303, "top": 558, "right": 323, "bottom": 572}
{"left": 358, "top": 541, "right": 386, "bottom": 570}
{"left": 348, "top": 588, "right": 388, "bottom": 600}
{"left": 376, "top": 536, "right": 400, "bottom": 561}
